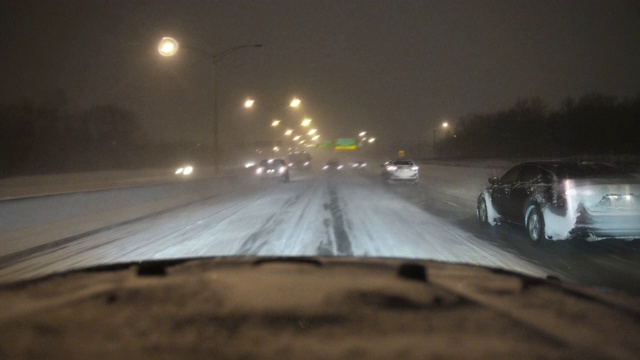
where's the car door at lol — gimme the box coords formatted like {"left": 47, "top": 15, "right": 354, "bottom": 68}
{"left": 505, "top": 165, "right": 541, "bottom": 223}
{"left": 491, "top": 165, "right": 523, "bottom": 218}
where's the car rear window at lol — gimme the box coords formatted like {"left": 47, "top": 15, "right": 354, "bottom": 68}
{"left": 392, "top": 161, "right": 414, "bottom": 166}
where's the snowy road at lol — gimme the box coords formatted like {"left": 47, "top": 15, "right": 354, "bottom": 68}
{"left": 1, "top": 165, "right": 639, "bottom": 295}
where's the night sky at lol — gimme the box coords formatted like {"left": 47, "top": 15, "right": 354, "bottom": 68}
{"left": 2, "top": 0, "right": 640, "bottom": 149}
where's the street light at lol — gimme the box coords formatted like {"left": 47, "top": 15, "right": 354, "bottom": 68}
{"left": 158, "top": 36, "right": 262, "bottom": 174}
{"left": 293, "top": 135, "right": 301, "bottom": 141}
{"left": 433, "top": 121, "right": 450, "bottom": 157}
{"left": 307, "top": 128, "right": 317, "bottom": 135}
{"left": 359, "top": 131, "right": 367, "bottom": 137}
{"left": 244, "top": 99, "right": 255, "bottom": 108}
{"left": 284, "top": 129, "right": 293, "bottom": 136}
{"left": 271, "top": 119, "right": 281, "bottom": 127}
{"left": 368, "top": 137, "right": 376, "bottom": 143}
{"left": 290, "top": 97, "right": 301, "bottom": 108}
{"left": 301, "top": 118, "right": 312, "bottom": 127}
{"left": 158, "top": 37, "right": 179, "bottom": 56}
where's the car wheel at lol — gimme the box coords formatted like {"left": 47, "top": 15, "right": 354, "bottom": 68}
{"left": 477, "top": 197, "right": 489, "bottom": 226}
{"left": 527, "top": 207, "right": 546, "bottom": 246}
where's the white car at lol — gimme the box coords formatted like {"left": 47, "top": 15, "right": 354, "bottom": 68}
{"left": 381, "top": 160, "right": 419, "bottom": 184}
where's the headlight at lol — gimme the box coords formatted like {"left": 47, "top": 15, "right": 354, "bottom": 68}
{"left": 338, "top": 165, "right": 343, "bottom": 169}
{"left": 387, "top": 165, "right": 397, "bottom": 171}
{"left": 304, "top": 161, "right": 310, "bottom": 166}
{"left": 411, "top": 166, "right": 419, "bottom": 171}
{"left": 323, "top": 165, "right": 329, "bottom": 170}
{"left": 278, "top": 167, "right": 286, "bottom": 174}
{"left": 256, "top": 167, "right": 264, "bottom": 175}
{"left": 244, "top": 162, "right": 255, "bottom": 168}
{"left": 183, "top": 166, "right": 194, "bottom": 175}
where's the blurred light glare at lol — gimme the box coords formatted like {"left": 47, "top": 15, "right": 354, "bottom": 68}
{"left": 311, "top": 135, "right": 320, "bottom": 141}
{"left": 359, "top": 131, "right": 367, "bottom": 137}
{"left": 244, "top": 99, "right": 255, "bottom": 108}
{"left": 293, "top": 135, "right": 301, "bottom": 141}
{"left": 308, "top": 128, "right": 317, "bottom": 135}
{"left": 368, "top": 138, "right": 376, "bottom": 143}
{"left": 290, "top": 98, "right": 301, "bottom": 107}
{"left": 183, "top": 166, "right": 194, "bottom": 175}
{"left": 442, "top": 122, "right": 449, "bottom": 128}
{"left": 158, "top": 37, "right": 179, "bottom": 56}
{"left": 301, "top": 118, "right": 312, "bottom": 127}
{"left": 284, "top": 129, "right": 293, "bottom": 136}
{"left": 271, "top": 120, "right": 281, "bottom": 127}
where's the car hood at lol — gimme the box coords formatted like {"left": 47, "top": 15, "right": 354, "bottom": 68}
{"left": 1, "top": 257, "right": 639, "bottom": 359}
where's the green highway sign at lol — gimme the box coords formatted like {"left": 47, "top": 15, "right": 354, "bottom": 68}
{"left": 335, "top": 138, "right": 357, "bottom": 150}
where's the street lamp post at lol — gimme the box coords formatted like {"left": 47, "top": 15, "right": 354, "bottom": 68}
{"left": 158, "top": 37, "right": 262, "bottom": 174}
{"left": 433, "top": 122, "right": 449, "bottom": 158}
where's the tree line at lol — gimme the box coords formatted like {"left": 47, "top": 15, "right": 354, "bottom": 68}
{"left": 438, "top": 93, "right": 640, "bottom": 160}
{"left": 0, "top": 91, "right": 152, "bottom": 177}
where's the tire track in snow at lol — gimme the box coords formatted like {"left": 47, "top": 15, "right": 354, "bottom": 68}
{"left": 322, "top": 181, "right": 353, "bottom": 256}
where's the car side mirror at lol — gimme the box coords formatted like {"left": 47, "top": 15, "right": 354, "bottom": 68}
{"left": 488, "top": 176, "right": 499, "bottom": 185}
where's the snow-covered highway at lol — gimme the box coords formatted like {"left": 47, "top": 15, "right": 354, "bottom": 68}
{"left": 1, "top": 164, "right": 639, "bottom": 295}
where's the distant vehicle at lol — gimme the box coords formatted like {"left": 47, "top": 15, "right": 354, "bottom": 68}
{"left": 477, "top": 161, "right": 640, "bottom": 245}
{"left": 323, "top": 158, "right": 343, "bottom": 171}
{"left": 381, "top": 160, "right": 419, "bottom": 184}
{"left": 255, "top": 159, "right": 290, "bottom": 183}
{"left": 286, "top": 151, "right": 312, "bottom": 170}
{"left": 350, "top": 161, "right": 367, "bottom": 169}
{"left": 174, "top": 164, "right": 194, "bottom": 176}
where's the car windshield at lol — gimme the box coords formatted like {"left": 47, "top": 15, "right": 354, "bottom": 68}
{"left": 1, "top": 0, "right": 640, "bottom": 301}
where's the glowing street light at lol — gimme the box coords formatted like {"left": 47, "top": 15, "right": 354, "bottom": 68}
{"left": 271, "top": 119, "right": 281, "bottom": 127}
{"left": 301, "top": 118, "right": 312, "bottom": 127}
{"left": 311, "top": 135, "right": 320, "bottom": 141}
{"left": 284, "top": 129, "right": 293, "bottom": 136}
{"left": 290, "top": 97, "right": 301, "bottom": 108}
{"left": 368, "top": 137, "right": 376, "bottom": 143}
{"left": 244, "top": 99, "right": 255, "bottom": 108}
{"left": 293, "top": 135, "right": 301, "bottom": 141}
{"left": 359, "top": 131, "right": 367, "bottom": 137}
{"left": 307, "top": 128, "right": 317, "bottom": 135}
{"left": 442, "top": 122, "right": 449, "bottom": 128}
{"left": 158, "top": 37, "right": 179, "bottom": 56}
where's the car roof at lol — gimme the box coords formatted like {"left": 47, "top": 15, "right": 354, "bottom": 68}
{"left": 518, "top": 160, "right": 634, "bottom": 179}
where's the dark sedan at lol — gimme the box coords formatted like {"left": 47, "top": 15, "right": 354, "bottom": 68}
{"left": 477, "top": 161, "right": 640, "bottom": 245}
